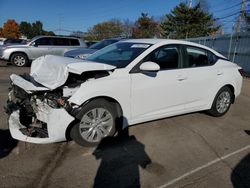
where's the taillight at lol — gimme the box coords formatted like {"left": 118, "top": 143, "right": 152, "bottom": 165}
{"left": 238, "top": 69, "right": 245, "bottom": 77}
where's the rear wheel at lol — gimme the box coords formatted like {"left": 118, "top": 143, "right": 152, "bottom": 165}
{"left": 70, "top": 99, "right": 117, "bottom": 146}
{"left": 10, "top": 53, "right": 29, "bottom": 67}
{"left": 208, "top": 86, "right": 233, "bottom": 117}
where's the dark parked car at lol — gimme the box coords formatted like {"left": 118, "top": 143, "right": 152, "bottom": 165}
{"left": 85, "top": 41, "right": 99, "bottom": 47}
{"left": 64, "top": 38, "right": 125, "bottom": 59}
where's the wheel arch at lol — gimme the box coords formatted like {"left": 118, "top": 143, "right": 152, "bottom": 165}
{"left": 65, "top": 96, "right": 124, "bottom": 141}
{"left": 82, "top": 96, "right": 124, "bottom": 118}
{"left": 223, "top": 84, "right": 235, "bottom": 103}
{"left": 207, "top": 84, "right": 236, "bottom": 116}
{"left": 208, "top": 83, "right": 236, "bottom": 110}
{"left": 9, "top": 51, "right": 29, "bottom": 62}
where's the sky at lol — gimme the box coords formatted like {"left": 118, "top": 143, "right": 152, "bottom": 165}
{"left": 0, "top": 0, "right": 245, "bottom": 35}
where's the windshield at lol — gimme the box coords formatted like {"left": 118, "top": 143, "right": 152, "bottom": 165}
{"left": 89, "top": 39, "right": 118, "bottom": 50}
{"left": 86, "top": 42, "right": 151, "bottom": 68}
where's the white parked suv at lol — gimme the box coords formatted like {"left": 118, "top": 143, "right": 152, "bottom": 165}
{"left": 6, "top": 39, "right": 243, "bottom": 146}
{"left": 0, "top": 36, "right": 86, "bottom": 67}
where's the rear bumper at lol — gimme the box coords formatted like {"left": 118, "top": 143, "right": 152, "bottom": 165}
{"left": 9, "top": 109, "right": 74, "bottom": 144}
{"left": 235, "top": 74, "right": 243, "bottom": 98}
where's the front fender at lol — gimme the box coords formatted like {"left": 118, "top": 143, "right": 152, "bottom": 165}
{"left": 68, "top": 76, "right": 131, "bottom": 122}
{"left": 5, "top": 48, "right": 29, "bottom": 61}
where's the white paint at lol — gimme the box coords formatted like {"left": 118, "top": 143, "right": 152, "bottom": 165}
{"left": 10, "top": 74, "right": 48, "bottom": 92}
{"left": 67, "top": 61, "right": 116, "bottom": 75}
{"left": 30, "top": 55, "right": 116, "bottom": 90}
{"left": 8, "top": 39, "right": 243, "bottom": 144}
{"left": 159, "top": 145, "right": 250, "bottom": 188}
{"left": 9, "top": 108, "right": 74, "bottom": 144}
{"left": 139, "top": 61, "right": 160, "bottom": 72}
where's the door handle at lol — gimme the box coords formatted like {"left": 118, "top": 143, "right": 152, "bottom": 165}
{"left": 217, "top": 70, "right": 223, "bottom": 75}
{"left": 177, "top": 75, "right": 187, "bottom": 81}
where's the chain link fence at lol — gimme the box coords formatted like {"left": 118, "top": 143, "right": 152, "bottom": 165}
{"left": 188, "top": 32, "right": 250, "bottom": 75}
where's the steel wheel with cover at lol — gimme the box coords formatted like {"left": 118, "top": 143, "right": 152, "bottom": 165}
{"left": 70, "top": 99, "right": 118, "bottom": 146}
{"left": 208, "top": 86, "right": 233, "bottom": 117}
{"left": 11, "top": 53, "right": 29, "bottom": 67}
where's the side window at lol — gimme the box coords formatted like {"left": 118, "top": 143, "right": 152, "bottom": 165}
{"left": 185, "top": 46, "right": 217, "bottom": 67}
{"left": 69, "top": 39, "right": 80, "bottom": 46}
{"left": 53, "top": 38, "right": 70, "bottom": 46}
{"left": 34, "top": 37, "right": 53, "bottom": 46}
{"left": 143, "top": 45, "right": 180, "bottom": 70}
{"left": 208, "top": 51, "right": 218, "bottom": 65}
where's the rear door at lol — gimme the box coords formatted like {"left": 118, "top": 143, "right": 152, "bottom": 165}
{"left": 181, "top": 45, "right": 219, "bottom": 110}
{"left": 51, "top": 37, "right": 70, "bottom": 56}
{"left": 52, "top": 38, "right": 81, "bottom": 56}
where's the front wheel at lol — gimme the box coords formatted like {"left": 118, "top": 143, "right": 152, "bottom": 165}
{"left": 208, "top": 86, "right": 233, "bottom": 117}
{"left": 70, "top": 99, "right": 117, "bottom": 146}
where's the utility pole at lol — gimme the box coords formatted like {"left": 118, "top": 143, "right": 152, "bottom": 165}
{"left": 188, "top": 0, "right": 192, "bottom": 8}
{"left": 58, "top": 14, "right": 63, "bottom": 35}
{"left": 236, "top": 0, "right": 246, "bottom": 33}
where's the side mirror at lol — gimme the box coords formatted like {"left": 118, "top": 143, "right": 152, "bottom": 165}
{"left": 139, "top": 61, "right": 160, "bottom": 72}
{"left": 30, "top": 42, "right": 38, "bottom": 47}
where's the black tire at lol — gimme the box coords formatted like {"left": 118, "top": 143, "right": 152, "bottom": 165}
{"left": 70, "top": 99, "right": 118, "bottom": 147}
{"left": 208, "top": 86, "right": 233, "bottom": 117}
{"left": 10, "top": 53, "right": 29, "bottom": 67}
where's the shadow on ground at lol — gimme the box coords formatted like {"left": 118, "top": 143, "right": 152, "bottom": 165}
{"left": 92, "top": 128, "right": 151, "bottom": 188}
{"left": 231, "top": 130, "right": 250, "bottom": 188}
{"left": 0, "top": 129, "right": 18, "bottom": 158}
{"left": 244, "top": 130, "right": 250, "bottom": 136}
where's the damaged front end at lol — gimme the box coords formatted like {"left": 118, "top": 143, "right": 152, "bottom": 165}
{"left": 5, "top": 55, "right": 115, "bottom": 144}
{"left": 6, "top": 77, "right": 76, "bottom": 143}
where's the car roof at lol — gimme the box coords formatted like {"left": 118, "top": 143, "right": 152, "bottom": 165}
{"left": 122, "top": 39, "right": 225, "bottom": 58}
{"left": 33, "top": 35, "right": 80, "bottom": 40}
{"left": 102, "top": 37, "right": 124, "bottom": 41}
{"left": 123, "top": 38, "right": 164, "bottom": 44}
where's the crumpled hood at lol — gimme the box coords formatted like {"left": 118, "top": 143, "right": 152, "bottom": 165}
{"left": 30, "top": 55, "right": 116, "bottom": 90}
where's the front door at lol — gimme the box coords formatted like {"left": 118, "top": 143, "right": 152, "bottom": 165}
{"left": 30, "top": 37, "right": 54, "bottom": 59}
{"left": 130, "top": 45, "right": 187, "bottom": 123}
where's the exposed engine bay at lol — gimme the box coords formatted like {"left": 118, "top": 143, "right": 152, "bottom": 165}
{"left": 5, "top": 55, "right": 116, "bottom": 143}
{"left": 6, "top": 70, "right": 111, "bottom": 139}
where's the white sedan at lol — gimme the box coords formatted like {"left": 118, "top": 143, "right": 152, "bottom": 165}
{"left": 6, "top": 39, "right": 243, "bottom": 146}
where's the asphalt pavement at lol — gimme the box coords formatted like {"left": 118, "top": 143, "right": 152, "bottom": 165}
{"left": 0, "top": 62, "right": 250, "bottom": 188}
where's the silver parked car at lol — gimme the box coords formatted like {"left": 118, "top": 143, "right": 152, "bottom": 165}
{"left": 0, "top": 36, "right": 87, "bottom": 67}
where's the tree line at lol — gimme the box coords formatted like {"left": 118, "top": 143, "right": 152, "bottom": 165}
{"left": 84, "top": 1, "right": 250, "bottom": 40}
{"left": 83, "top": 3, "right": 219, "bottom": 40}
{"left": 0, "top": 20, "right": 55, "bottom": 39}
{"left": 1, "top": 2, "right": 249, "bottom": 40}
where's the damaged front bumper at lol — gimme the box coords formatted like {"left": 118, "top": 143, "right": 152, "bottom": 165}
{"left": 6, "top": 74, "right": 76, "bottom": 144}
{"left": 8, "top": 107, "right": 74, "bottom": 144}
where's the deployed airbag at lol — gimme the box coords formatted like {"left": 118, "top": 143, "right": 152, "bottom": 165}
{"left": 30, "top": 55, "right": 80, "bottom": 90}
{"left": 30, "top": 55, "right": 116, "bottom": 90}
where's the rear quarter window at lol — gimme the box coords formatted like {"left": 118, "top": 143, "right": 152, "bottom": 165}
{"left": 69, "top": 39, "right": 80, "bottom": 46}
{"left": 185, "top": 46, "right": 218, "bottom": 68}
{"left": 52, "top": 38, "right": 70, "bottom": 46}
